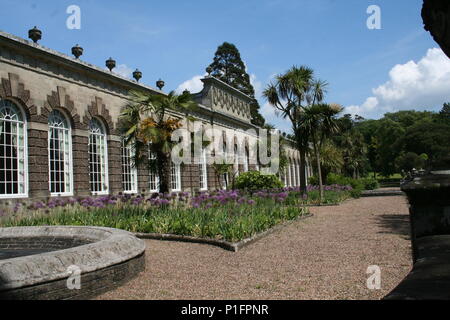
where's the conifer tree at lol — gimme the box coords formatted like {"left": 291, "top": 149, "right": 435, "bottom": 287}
{"left": 207, "top": 42, "right": 265, "bottom": 127}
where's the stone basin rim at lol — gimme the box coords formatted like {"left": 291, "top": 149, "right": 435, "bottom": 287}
{"left": 0, "top": 226, "right": 146, "bottom": 291}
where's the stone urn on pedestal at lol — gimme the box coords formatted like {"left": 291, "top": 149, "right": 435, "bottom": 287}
{"left": 401, "top": 158, "right": 450, "bottom": 263}
{"left": 385, "top": 157, "right": 450, "bottom": 299}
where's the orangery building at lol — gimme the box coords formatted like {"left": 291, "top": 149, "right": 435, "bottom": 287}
{"left": 0, "top": 28, "right": 311, "bottom": 205}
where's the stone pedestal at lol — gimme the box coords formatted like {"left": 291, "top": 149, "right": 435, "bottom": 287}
{"left": 401, "top": 171, "right": 450, "bottom": 263}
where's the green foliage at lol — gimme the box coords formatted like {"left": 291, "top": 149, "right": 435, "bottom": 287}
{"left": 353, "top": 107, "right": 450, "bottom": 176}
{"left": 324, "top": 173, "right": 378, "bottom": 191}
{"left": 360, "top": 178, "right": 380, "bottom": 190}
{"left": 120, "top": 90, "right": 198, "bottom": 193}
{"left": 207, "top": 42, "right": 265, "bottom": 127}
{"left": 2, "top": 201, "right": 306, "bottom": 243}
{"left": 308, "top": 175, "right": 318, "bottom": 185}
{"left": 234, "top": 171, "right": 283, "bottom": 191}
{"left": 395, "top": 152, "right": 427, "bottom": 172}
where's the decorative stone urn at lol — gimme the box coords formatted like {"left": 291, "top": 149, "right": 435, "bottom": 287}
{"left": 401, "top": 159, "right": 450, "bottom": 263}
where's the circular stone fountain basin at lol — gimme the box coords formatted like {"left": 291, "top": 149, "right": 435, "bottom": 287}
{"left": 0, "top": 226, "right": 145, "bottom": 300}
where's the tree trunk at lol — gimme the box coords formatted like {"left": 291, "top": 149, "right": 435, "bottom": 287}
{"left": 299, "top": 149, "right": 307, "bottom": 195}
{"left": 157, "top": 151, "right": 171, "bottom": 194}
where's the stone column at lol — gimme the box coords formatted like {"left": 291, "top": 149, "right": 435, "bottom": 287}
{"left": 107, "top": 137, "right": 122, "bottom": 195}
{"left": 72, "top": 134, "right": 90, "bottom": 197}
{"left": 27, "top": 127, "right": 50, "bottom": 200}
{"left": 137, "top": 163, "right": 150, "bottom": 195}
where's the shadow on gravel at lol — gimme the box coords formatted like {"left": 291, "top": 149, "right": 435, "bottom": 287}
{"left": 375, "top": 214, "right": 411, "bottom": 240}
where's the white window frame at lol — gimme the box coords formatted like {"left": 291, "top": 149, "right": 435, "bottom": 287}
{"left": 222, "top": 141, "right": 229, "bottom": 190}
{"left": 283, "top": 168, "right": 288, "bottom": 187}
{"left": 291, "top": 162, "right": 297, "bottom": 187}
{"left": 88, "top": 118, "right": 109, "bottom": 195}
{"left": 171, "top": 163, "right": 181, "bottom": 192}
{"left": 287, "top": 162, "right": 292, "bottom": 187}
{"left": 199, "top": 148, "right": 208, "bottom": 191}
{"left": 148, "top": 145, "right": 160, "bottom": 193}
{"left": 48, "top": 109, "right": 73, "bottom": 197}
{"left": 0, "top": 100, "right": 28, "bottom": 199}
{"left": 121, "top": 140, "right": 138, "bottom": 194}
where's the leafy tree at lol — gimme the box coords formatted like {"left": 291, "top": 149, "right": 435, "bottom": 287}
{"left": 120, "top": 90, "right": 197, "bottom": 193}
{"left": 437, "top": 102, "right": 450, "bottom": 122}
{"left": 333, "top": 115, "right": 370, "bottom": 179}
{"left": 316, "top": 140, "right": 344, "bottom": 184}
{"left": 395, "top": 152, "right": 427, "bottom": 173}
{"left": 207, "top": 42, "right": 265, "bottom": 127}
{"left": 400, "top": 120, "right": 450, "bottom": 164}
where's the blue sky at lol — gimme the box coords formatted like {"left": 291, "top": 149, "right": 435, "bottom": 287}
{"left": 1, "top": 0, "right": 448, "bottom": 132}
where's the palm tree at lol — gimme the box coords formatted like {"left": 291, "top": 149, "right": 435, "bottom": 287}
{"left": 298, "top": 103, "right": 342, "bottom": 201}
{"left": 120, "top": 90, "right": 197, "bottom": 193}
{"left": 263, "top": 66, "right": 328, "bottom": 194}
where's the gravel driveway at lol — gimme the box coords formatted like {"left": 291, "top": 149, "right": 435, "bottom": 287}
{"left": 98, "top": 195, "right": 412, "bottom": 300}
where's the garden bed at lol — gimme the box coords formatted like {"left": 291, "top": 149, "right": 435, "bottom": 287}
{"left": 134, "top": 213, "right": 313, "bottom": 252}
{"left": 0, "top": 186, "right": 353, "bottom": 244}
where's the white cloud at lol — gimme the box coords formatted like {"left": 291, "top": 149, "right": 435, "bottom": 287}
{"left": 250, "top": 73, "right": 263, "bottom": 99}
{"left": 176, "top": 74, "right": 206, "bottom": 94}
{"left": 112, "top": 64, "right": 133, "bottom": 79}
{"left": 345, "top": 48, "right": 450, "bottom": 119}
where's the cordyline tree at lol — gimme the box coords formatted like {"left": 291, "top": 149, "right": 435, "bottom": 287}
{"left": 207, "top": 42, "right": 265, "bottom": 127}
{"left": 263, "top": 66, "right": 329, "bottom": 196}
{"left": 298, "top": 103, "right": 342, "bottom": 201}
{"left": 120, "top": 90, "right": 197, "bottom": 193}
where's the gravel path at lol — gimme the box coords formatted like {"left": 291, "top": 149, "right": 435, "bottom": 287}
{"left": 98, "top": 196, "right": 412, "bottom": 300}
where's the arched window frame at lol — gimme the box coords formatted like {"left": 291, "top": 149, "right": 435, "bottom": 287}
{"left": 199, "top": 147, "right": 208, "bottom": 191}
{"left": 48, "top": 109, "right": 73, "bottom": 196}
{"left": 222, "top": 140, "right": 229, "bottom": 190}
{"left": 287, "top": 160, "right": 292, "bottom": 187}
{"left": 233, "top": 144, "right": 239, "bottom": 177}
{"left": 171, "top": 162, "right": 181, "bottom": 192}
{"left": 121, "top": 140, "right": 138, "bottom": 194}
{"left": 291, "top": 160, "right": 297, "bottom": 187}
{"left": 0, "top": 99, "right": 28, "bottom": 198}
{"left": 88, "top": 118, "right": 109, "bottom": 195}
{"left": 148, "top": 143, "right": 160, "bottom": 193}
{"left": 243, "top": 147, "right": 249, "bottom": 172}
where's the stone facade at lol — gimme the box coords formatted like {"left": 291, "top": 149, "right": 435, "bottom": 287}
{"left": 0, "top": 30, "right": 307, "bottom": 205}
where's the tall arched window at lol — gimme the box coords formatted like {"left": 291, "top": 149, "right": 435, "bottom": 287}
{"left": 48, "top": 110, "right": 72, "bottom": 196}
{"left": 291, "top": 161, "right": 297, "bottom": 187}
{"left": 0, "top": 100, "right": 27, "bottom": 197}
{"left": 171, "top": 163, "right": 181, "bottom": 191}
{"left": 222, "top": 141, "right": 229, "bottom": 190}
{"left": 148, "top": 144, "right": 160, "bottom": 192}
{"left": 287, "top": 160, "right": 292, "bottom": 187}
{"left": 121, "top": 140, "right": 137, "bottom": 194}
{"left": 243, "top": 147, "right": 249, "bottom": 172}
{"left": 89, "top": 118, "right": 108, "bottom": 194}
{"left": 234, "top": 144, "right": 239, "bottom": 177}
{"left": 199, "top": 147, "right": 208, "bottom": 191}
